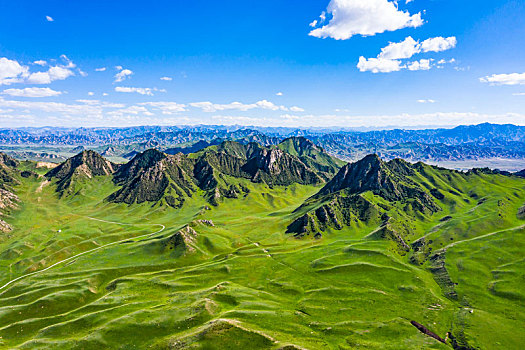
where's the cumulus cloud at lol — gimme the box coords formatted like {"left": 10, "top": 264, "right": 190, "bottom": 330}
{"left": 1, "top": 56, "right": 80, "bottom": 85}
{"left": 1, "top": 87, "right": 63, "bottom": 98}
{"left": 95, "top": 67, "right": 106, "bottom": 72}
{"left": 379, "top": 36, "right": 456, "bottom": 59}
{"left": 276, "top": 92, "right": 283, "bottom": 96}
{"left": 358, "top": 36, "right": 456, "bottom": 73}
{"left": 160, "top": 76, "right": 172, "bottom": 81}
{"left": 0, "top": 58, "right": 29, "bottom": 85}
{"left": 407, "top": 59, "right": 432, "bottom": 71}
{"left": 114, "top": 86, "right": 166, "bottom": 96}
{"left": 27, "top": 66, "right": 75, "bottom": 84}
{"left": 46, "top": 16, "right": 54, "bottom": 22}
{"left": 357, "top": 57, "right": 403, "bottom": 73}
{"left": 378, "top": 36, "right": 420, "bottom": 60}
{"left": 33, "top": 60, "right": 47, "bottom": 66}
{"left": 114, "top": 68, "right": 133, "bottom": 82}
{"left": 420, "top": 36, "right": 457, "bottom": 53}
{"left": 480, "top": 73, "right": 525, "bottom": 86}
{"left": 309, "top": 0, "right": 423, "bottom": 40}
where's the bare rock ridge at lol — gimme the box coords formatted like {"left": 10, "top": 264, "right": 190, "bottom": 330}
{"left": 287, "top": 155, "right": 445, "bottom": 241}
{"left": 0, "top": 153, "right": 21, "bottom": 232}
{"left": 103, "top": 139, "right": 344, "bottom": 207}
{"left": 45, "top": 150, "right": 118, "bottom": 196}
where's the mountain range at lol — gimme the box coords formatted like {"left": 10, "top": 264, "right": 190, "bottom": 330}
{"left": 0, "top": 136, "right": 524, "bottom": 349}
{"left": 1, "top": 123, "right": 525, "bottom": 169}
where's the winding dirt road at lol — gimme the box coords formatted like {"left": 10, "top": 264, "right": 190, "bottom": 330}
{"left": 0, "top": 217, "right": 165, "bottom": 292}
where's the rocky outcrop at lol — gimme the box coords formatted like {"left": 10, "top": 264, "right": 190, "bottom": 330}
{"left": 45, "top": 150, "right": 117, "bottom": 196}
{"left": 108, "top": 140, "right": 341, "bottom": 207}
{"left": 0, "top": 153, "right": 20, "bottom": 232}
{"left": 287, "top": 155, "right": 446, "bottom": 247}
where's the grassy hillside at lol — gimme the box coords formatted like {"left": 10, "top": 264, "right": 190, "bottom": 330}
{"left": 0, "top": 151, "right": 524, "bottom": 349}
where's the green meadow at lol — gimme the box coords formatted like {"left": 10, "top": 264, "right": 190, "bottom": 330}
{"left": 0, "top": 164, "right": 524, "bottom": 349}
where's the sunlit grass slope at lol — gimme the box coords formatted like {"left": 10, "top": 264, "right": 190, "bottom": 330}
{"left": 0, "top": 165, "right": 524, "bottom": 349}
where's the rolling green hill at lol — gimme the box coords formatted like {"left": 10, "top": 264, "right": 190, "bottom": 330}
{"left": 0, "top": 144, "right": 524, "bottom": 349}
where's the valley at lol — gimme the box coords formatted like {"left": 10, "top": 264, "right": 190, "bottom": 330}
{"left": 0, "top": 138, "right": 523, "bottom": 349}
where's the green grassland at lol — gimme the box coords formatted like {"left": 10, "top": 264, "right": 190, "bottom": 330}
{"left": 0, "top": 163, "right": 524, "bottom": 349}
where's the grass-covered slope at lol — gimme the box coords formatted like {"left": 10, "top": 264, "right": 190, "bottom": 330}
{"left": 0, "top": 151, "right": 524, "bottom": 349}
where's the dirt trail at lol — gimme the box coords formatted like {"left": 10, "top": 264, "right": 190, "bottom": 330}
{"left": 36, "top": 180, "right": 50, "bottom": 193}
{"left": 0, "top": 217, "right": 165, "bottom": 292}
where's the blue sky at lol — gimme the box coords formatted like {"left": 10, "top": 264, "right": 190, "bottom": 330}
{"left": 0, "top": 0, "right": 524, "bottom": 128}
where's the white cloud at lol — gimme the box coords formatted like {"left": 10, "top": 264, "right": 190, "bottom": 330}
{"left": 27, "top": 66, "right": 75, "bottom": 84}
{"left": 46, "top": 16, "right": 54, "bottom": 22}
{"left": 417, "top": 99, "right": 436, "bottom": 103}
{"left": 379, "top": 36, "right": 456, "bottom": 60}
{"left": 33, "top": 60, "right": 47, "bottom": 66}
{"left": 420, "top": 36, "right": 457, "bottom": 53}
{"left": 114, "top": 86, "right": 166, "bottom": 96}
{"left": 160, "top": 76, "right": 172, "bottom": 81}
{"left": 1, "top": 87, "right": 63, "bottom": 98}
{"left": 480, "top": 73, "right": 525, "bottom": 86}
{"left": 513, "top": 92, "right": 525, "bottom": 96}
{"left": 139, "top": 102, "right": 187, "bottom": 114}
{"left": 60, "top": 55, "right": 76, "bottom": 68}
{"left": 88, "top": 92, "right": 94, "bottom": 96}
{"left": 358, "top": 36, "right": 456, "bottom": 73}
{"left": 0, "top": 58, "right": 29, "bottom": 85}
{"left": 378, "top": 36, "right": 420, "bottom": 60}
{"left": 276, "top": 92, "right": 283, "bottom": 96}
{"left": 290, "top": 106, "right": 305, "bottom": 112}
{"left": 95, "top": 67, "right": 106, "bottom": 72}
{"left": 114, "top": 68, "right": 133, "bottom": 83}
{"left": 309, "top": 20, "right": 318, "bottom": 28}
{"left": 1, "top": 56, "right": 82, "bottom": 85}
{"left": 407, "top": 59, "right": 432, "bottom": 71}
{"left": 309, "top": 0, "right": 423, "bottom": 40}
{"left": 357, "top": 57, "right": 403, "bottom": 73}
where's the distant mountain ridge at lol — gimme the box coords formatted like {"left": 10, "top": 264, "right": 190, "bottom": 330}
{"left": 2, "top": 124, "right": 525, "bottom": 167}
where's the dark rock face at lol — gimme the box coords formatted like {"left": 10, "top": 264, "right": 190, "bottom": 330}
{"left": 0, "top": 154, "right": 19, "bottom": 189}
{"left": 277, "top": 137, "right": 346, "bottom": 180}
{"left": 113, "top": 149, "right": 167, "bottom": 185}
{"left": 0, "top": 153, "right": 19, "bottom": 168}
{"left": 0, "top": 152, "right": 20, "bottom": 232}
{"left": 109, "top": 152, "right": 196, "bottom": 207}
{"left": 287, "top": 155, "right": 444, "bottom": 244}
{"left": 515, "top": 169, "right": 525, "bottom": 178}
{"left": 45, "top": 150, "right": 117, "bottom": 195}
{"left": 108, "top": 140, "right": 342, "bottom": 206}
{"left": 410, "top": 321, "right": 446, "bottom": 344}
